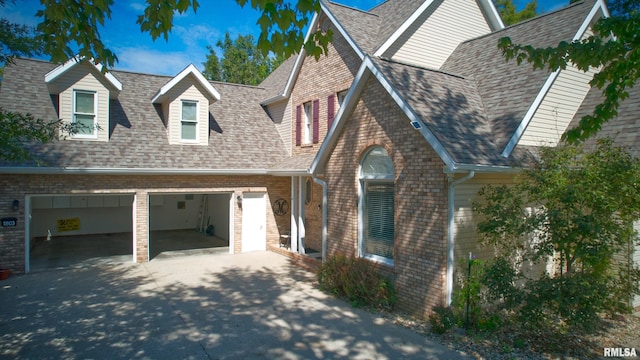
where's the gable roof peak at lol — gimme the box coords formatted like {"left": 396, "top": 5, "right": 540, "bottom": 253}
{"left": 44, "top": 55, "right": 123, "bottom": 94}
{"left": 151, "top": 63, "right": 221, "bottom": 104}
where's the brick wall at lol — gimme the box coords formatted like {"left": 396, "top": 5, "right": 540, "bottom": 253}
{"left": 290, "top": 15, "right": 362, "bottom": 158}
{"left": 0, "top": 174, "right": 290, "bottom": 273}
{"left": 324, "top": 76, "right": 449, "bottom": 319}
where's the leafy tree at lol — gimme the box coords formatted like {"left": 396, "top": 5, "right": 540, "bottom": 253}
{"left": 202, "top": 32, "right": 284, "bottom": 85}
{"left": 494, "top": 0, "right": 538, "bottom": 26}
{"left": 473, "top": 140, "right": 640, "bottom": 331}
{"left": 36, "top": 0, "right": 331, "bottom": 71}
{"left": 498, "top": 0, "right": 639, "bottom": 143}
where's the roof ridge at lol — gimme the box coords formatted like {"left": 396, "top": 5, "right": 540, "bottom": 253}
{"left": 325, "top": 0, "right": 379, "bottom": 17}
{"left": 459, "top": 0, "right": 592, "bottom": 45}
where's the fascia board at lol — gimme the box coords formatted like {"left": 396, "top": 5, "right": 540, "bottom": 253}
{"left": 320, "top": 1, "right": 365, "bottom": 60}
{"left": 152, "top": 64, "right": 221, "bottom": 104}
{"left": 478, "top": 0, "right": 505, "bottom": 30}
{"left": 0, "top": 167, "right": 269, "bottom": 175}
{"left": 373, "top": 0, "right": 437, "bottom": 57}
{"left": 501, "top": 0, "right": 608, "bottom": 158}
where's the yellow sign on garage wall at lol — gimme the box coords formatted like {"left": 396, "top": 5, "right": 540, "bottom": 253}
{"left": 57, "top": 218, "right": 80, "bottom": 232}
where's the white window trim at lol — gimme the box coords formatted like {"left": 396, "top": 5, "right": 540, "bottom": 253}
{"left": 337, "top": 90, "right": 348, "bottom": 109}
{"left": 180, "top": 99, "right": 199, "bottom": 142}
{"left": 72, "top": 89, "right": 98, "bottom": 139}
{"left": 303, "top": 102, "right": 312, "bottom": 144}
{"left": 357, "top": 148, "right": 395, "bottom": 267}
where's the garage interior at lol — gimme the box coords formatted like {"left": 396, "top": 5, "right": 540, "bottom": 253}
{"left": 28, "top": 193, "right": 231, "bottom": 272}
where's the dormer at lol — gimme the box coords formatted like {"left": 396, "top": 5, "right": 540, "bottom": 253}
{"left": 45, "top": 57, "right": 122, "bottom": 142}
{"left": 152, "top": 64, "right": 220, "bottom": 146}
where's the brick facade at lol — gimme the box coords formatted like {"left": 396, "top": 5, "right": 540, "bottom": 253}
{"left": 0, "top": 174, "right": 290, "bottom": 273}
{"left": 324, "top": 77, "right": 449, "bottom": 318}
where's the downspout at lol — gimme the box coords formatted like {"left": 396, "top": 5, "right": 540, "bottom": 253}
{"left": 313, "top": 177, "right": 328, "bottom": 263}
{"left": 446, "top": 171, "right": 475, "bottom": 306}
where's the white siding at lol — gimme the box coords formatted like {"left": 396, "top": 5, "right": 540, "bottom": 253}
{"left": 384, "top": 0, "right": 491, "bottom": 69}
{"left": 519, "top": 64, "right": 596, "bottom": 146}
{"left": 519, "top": 29, "right": 597, "bottom": 147}
{"left": 452, "top": 173, "right": 515, "bottom": 265}
{"left": 266, "top": 98, "right": 292, "bottom": 155}
{"left": 58, "top": 63, "right": 110, "bottom": 142}
{"left": 163, "top": 77, "right": 210, "bottom": 146}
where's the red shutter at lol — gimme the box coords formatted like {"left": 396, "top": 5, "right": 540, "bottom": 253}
{"left": 312, "top": 99, "right": 320, "bottom": 144}
{"left": 295, "top": 105, "right": 302, "bottom": 146}
{"left": 327, "top": 94, "right": 335, "bottom": 130}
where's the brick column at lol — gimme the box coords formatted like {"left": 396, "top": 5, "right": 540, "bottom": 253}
{"left": 133, "top": 191, "right": 149, "bottom": 263}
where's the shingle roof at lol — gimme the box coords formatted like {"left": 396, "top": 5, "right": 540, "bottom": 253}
{"left": 441, "top": 0, "right": 597, "bottom": 162}
{"left": 566, "top": 84, "right": 640, "bottom": 159}
{"left": 259, "top": 55, "right": 297, "bottom": 100}
{"left": 0, "top": 58, "right": 289, "bottom": 171}
{"left": 324, "top": 1, "right": 381, "bottom": 54}
{"left": 372, "top": 57, "right": 517, "bottom": 166}
{"left": 368, "top": 0, "right": 425, "bottom": 51}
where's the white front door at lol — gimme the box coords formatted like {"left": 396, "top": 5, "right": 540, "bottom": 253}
{"left": 242, "top": 193, "right": 266, "bottom": 252}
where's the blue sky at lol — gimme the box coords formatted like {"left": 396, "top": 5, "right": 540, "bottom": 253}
{"left": 1, "top": 0, "right": 569, "bottom": 76}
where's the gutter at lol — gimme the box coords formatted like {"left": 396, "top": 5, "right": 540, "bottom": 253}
{"left": 0, "top": 167, "right": 271, "bottom": 176}
{"left": 312, "top": 176, "right": 328, "bottom": 263}
{"left": 446, "top": 170, "right": 475, "bottom": 306}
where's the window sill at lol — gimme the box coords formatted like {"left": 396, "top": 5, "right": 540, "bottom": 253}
{"left": 362, "top": 254, "right": 394, "bottom": 268}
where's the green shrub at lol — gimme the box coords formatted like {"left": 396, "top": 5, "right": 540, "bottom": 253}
{"left": 429, "top": 306, "right": 455, "bottom": 334}
{"left": 317, "top": 254, "right": 396, "bottom": 311}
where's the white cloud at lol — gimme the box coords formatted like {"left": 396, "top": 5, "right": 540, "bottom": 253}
{"left": 113, "top": 47, "right": 203, "bottom": 75}
{"left": 128, "top": 2, "right": 146, "bottom": 12}
{"left": 173, "top": 24, "right": 221, "bottom": 49}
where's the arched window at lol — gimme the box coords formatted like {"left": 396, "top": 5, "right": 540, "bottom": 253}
{"left": 358, "top": 146, "right": 394, "bottom": 265}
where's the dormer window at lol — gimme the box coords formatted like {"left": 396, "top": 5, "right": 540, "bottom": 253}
{"left": 181, "top": 100, "right": 198, "bottom": 141}
{"left": 73, "top": 90, "right": 97, "bottom": 138}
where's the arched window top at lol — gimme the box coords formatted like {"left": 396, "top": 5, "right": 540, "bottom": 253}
{"left": 360, "top": 146, "right": 393, "bottom": 179}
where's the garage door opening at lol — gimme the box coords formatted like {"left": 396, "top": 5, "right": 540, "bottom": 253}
{"left": 27, "top": 194, "right": 134, "bottom": 272}
{"left": 149, "top": 193, "right": 231, "bottom": 260}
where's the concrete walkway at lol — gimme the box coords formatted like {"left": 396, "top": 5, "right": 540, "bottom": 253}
{"left": 0, "top": 251, "right": 470, "bottom": 359}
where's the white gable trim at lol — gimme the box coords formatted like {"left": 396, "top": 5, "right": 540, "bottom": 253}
{"left": 373, "top": 0, "right": 504, "bottom": 58}
{"left": 261, "top": 4, "right": 365, "bottom": 106}
{"left": 501, "top": 0, "right": 609, "bottom": 158}
{"left": 44, "top": 56, "right": 122, "bottom": 92}
{"left": 374, "top": 0, "right": 437, "bottom": 57}
{"left": 311, "top": 55, "right": 456, "bottom": 175}
{"left": 478, "top": 0, "right": 505, "bottom": 30}
{"left": 152, "top": 64, "right": 220, "bottom": 104}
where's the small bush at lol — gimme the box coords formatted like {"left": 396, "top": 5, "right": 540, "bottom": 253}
{"left": 429, "top": 306, "right": 455, "bottom": 334}
{"left": 318, "top": 254, "right": 396, "bottom": 311}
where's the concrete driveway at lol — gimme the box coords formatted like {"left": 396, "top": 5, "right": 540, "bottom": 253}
{"left": 0, "top": 251, "right": 469, "bottom": 359}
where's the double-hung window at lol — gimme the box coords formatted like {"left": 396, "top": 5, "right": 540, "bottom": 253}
{"left": 181, "top": 100, "right": 198, "bottom": 141}
{"left": 73, "top": 90, "right": 97, "bottom": 138}
{"left": 303, "top": 102, "right": 312, "bottom": 144}
{"left": 359, "top": 146, "right": 395, "bottom": 265}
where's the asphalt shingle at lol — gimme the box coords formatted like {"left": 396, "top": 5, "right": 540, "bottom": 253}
{"left": 0, "top": 58, "right": 288, "bottom": 170}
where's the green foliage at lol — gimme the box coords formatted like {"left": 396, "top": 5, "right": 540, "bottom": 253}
{"left": 33, "top": 0, "right": 328, "bottom": 71}
{"left": 498, "top": 0, "right": 640, "bottom": 143}
{"left": 202, "top": 32, "right": 285, "bottom": 85}
{"left": 0, "top": 109, "right": 59, "bottom": 161}
{"left": 317, "top": 254, "right": 396, "bottom": 311}
{"left": 494, "top": 0, "right": 538, "bottom": 26}
{"left": 429, "top": 306, "right": 455, "bottom": 334}
{"left": 473, "top": 141, "right": 640, "bottom": 333}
